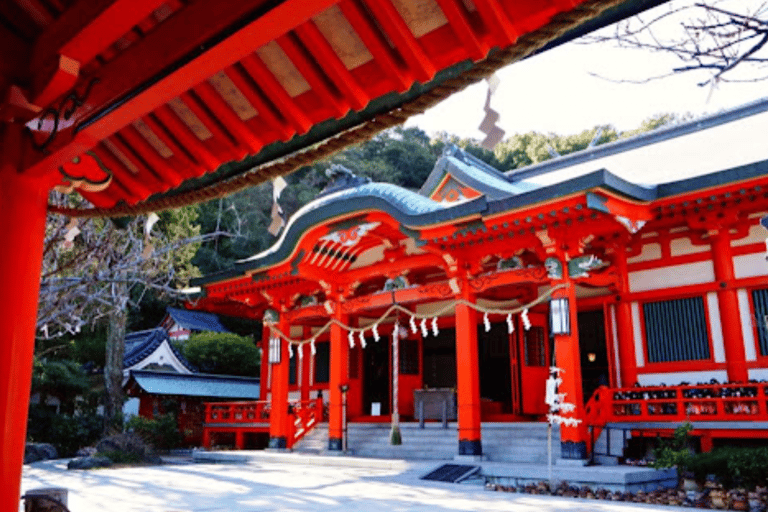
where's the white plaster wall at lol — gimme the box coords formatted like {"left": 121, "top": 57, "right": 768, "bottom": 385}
{"left": 748, "top": 368, "right": 768, "bottom": 380}
{"left": 627, "top": 243, "right": 661, "bottom": 264}
{"left": 732, "top": 223, "right": 767, "bottom": 247}
{"left": 638, "top": 370, "right": 729, "bottom": 387}
{"left": 705, "top": 292, "right": 726, "bottom": 363}
{"left": 629, "top": 261, "right": 715, "bottom": 292}
{"left": 738, "top": 289, "right": 758, "bottom": 361}
{"left": 123, "top": 398, "right": 140, "bottom": 419}
{"left": 670, "top": 237, "right": 709, "bottom": 257}
{"left": 734, "top": 253, "right": 768, "bottom": 279}
{"left": 124, "top": 341, "right": 194, "bottom": 379}
{"left": 631, "top": 302, "right": 645, "bottom": 368}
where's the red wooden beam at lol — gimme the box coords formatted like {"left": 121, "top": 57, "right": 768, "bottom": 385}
{"left": 22, "top": 0, "right": 342, "bottom": 177}
{"left": 140, "top": 114, "right": 207, "bottom": 176}
{"left": 434, "top": 0, "right": 487, "bottom": 62}
{"left": 294, "top": 20, "right": 369, "bottom": 111}
{"left": 178, "top": 91, "right": 245, "bottom": 161}
{"left": 238, "top": 53, "right": 313, "bottom": 135}
{"left": 31, "top": 0, "right": 166, "bottom": 92}
{"left": 152, "top": 106, "right": 221, "bottom": 172}
{"left": 337, "top": 0, "right": 410, "bottom": 92}
{"left": 118, "top": 125, "right": 184, "bottom": 188}
{"left": 226, "top": 65, "right": 295, "bottom": 142}
{"left": 277, "top": 34, "right": 350, "bottom": 119}
{"left": 472, "top": 0, "right": 519, "bottom": 46}
{"left": 13, "top": 0, "right": 54, "bottom": 28}
{"left": 360, "top": 0, "right": 436, "bottom": 83}
{"left": 193, "top": 82, "right": 264, "bottom": 155}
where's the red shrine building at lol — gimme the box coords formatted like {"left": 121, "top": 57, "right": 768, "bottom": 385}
{"left": 190, "top": 98, "right": 768, "bottom": 460}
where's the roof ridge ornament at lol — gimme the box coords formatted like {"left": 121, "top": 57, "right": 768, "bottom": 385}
{"left": 318, "top": 164, "right": 371, "bottom": 197}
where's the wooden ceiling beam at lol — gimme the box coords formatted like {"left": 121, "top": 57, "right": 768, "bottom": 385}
{"left": 22, "top": 0, "right": 341, "bottom": 177}
{"left": 31, "top": 0, "right": 165, "bottom": 73}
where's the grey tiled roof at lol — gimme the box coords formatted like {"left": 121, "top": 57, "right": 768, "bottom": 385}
{"left": 123, "top": 328, "right": 197, "bottom": 372}
{"left": 127, "top": 369, "right": 260, "bottom": 399}
{"left": 165, "top": 307, "right": 229, "bottom": 333}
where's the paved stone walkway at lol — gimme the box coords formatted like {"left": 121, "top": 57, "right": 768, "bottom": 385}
{"left": 21, "top": 457, "right": 688, "bottom": 512}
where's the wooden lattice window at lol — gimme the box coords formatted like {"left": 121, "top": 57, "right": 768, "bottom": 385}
{"left": 752, "top": 288, "right": 768, "bottom": 357}
{"left": 643, "top": 296, "right": 710, "bottom": 363}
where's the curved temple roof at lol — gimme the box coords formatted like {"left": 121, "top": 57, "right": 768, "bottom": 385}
{"left": 193, "top": 98, "right": 768, "bottom": 290}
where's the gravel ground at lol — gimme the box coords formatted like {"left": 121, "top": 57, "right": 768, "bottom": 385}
{"left": 20, "top": 457, "right": 689, "bottom": 512}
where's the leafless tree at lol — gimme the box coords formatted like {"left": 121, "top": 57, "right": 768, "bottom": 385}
{"left": 41, "top": 193, "right": 232, "bottom": 431}
{"left": 583, "top": 0, "right": 768, "bottom": 86}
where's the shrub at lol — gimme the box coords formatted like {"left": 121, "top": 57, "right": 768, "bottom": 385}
{"left": 177, "top": 332, "right": 259, "bottom": 376}
{"left": 682, "top": 446, "right": 768, "bottom": 490}
{"left": 126, "top": 414, "right": 182, "bottom": 451}
{"left": 27, "top": 405, "right": 104, "bottom": 457}
{"left": 652, "top": 422, "right": 693, "bottom": 472}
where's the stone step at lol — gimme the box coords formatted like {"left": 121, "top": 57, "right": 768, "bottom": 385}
{"left": 292, "top": 422, "right": 560, "bottom": 462}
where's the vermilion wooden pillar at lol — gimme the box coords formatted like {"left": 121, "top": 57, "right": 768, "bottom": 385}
{"left": 0, "top": 126, "right": 52, "bottom": 511}
{"left": 300, "top": 326, "right": 311, "bottom": 402}
{"left": 260, "top": 325, "right": 270, "bottom": 401}
{"left": 711, "top": 232, "right": 748, "bottom": 382}
{"left": 328, "top": 308, "right": 349, "bottom": 452}
{"left": 455, "top": 282, "right": 482, "bottom": 456}
{"left": 552, "top": 279, "right": 589, "bottom": 459}
{"left": 614, "top": 246, "right": 638, "bottom": 387}
{"left": 269, "top": 316, "right": 290, "bottom": 449}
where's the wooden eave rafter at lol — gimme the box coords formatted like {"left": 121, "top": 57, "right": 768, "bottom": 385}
{"left": 1, "top": 0, "right": 664, "bottom": 215}
{"left": 651, "top": 181, "right": 768, "bottom": 230}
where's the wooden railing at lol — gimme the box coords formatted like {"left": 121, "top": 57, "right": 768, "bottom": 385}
{"left": 203, "top": 398, "right": 325, "bottom": 449}
{"left": 585, "top": 382, "right": 768, "bottom": 427}
{"left": 289, "top": 397, "right": 324, "bottom": 448}
{"left": 205, "top": 400, "right": 271, "bottom": 424}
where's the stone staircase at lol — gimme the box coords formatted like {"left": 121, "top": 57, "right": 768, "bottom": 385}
{"left": 592, "top": 424, "right": 634, "bottom": 465}
{"left": 293, "top": 422, "right": 560, "bottom": 463}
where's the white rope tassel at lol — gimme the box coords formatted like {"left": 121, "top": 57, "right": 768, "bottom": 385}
{"left": 372, "top": 323, "right": 380, "bottom": 342}
{"left": 288, "top": 343, "right": 294, "bottom": 359}
{"left": 506, "top": 314, "right": 514, "bottom": 333}
{"left": 420, "top": 318, "right": 428, "bottom": 338}
{"left": 483, "top": 312, "right": 491, "bottom": 332}
{"left": 522, "top": 308, "right": 531, "bottom": 330}
{"left": 348, "top": 330, "right": 355, "bottom": 348}
{"left": 409, "top": 316, "right": 417, "bottom": 334}
{"left": 359, "top": 330, "right": 366, "bottom": 348}
{"left": 431, "top": 317, "right": 439, "bottom": 337}
{"left": 311, "top": 339, "right": 316, "bottom": 356}
{"left": 298, "top": 344, "right": 303, "bottom": 360}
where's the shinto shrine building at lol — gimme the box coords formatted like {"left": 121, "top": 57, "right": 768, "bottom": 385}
{"left": 191, "top": 98, "right": 768, "bottom": 460}
{"left": 0, "top": 0, "right": 726, "bottom": 506}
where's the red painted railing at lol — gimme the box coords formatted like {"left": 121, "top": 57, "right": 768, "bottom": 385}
{"left": 203, "top": 398, "right": 325, "bottom": 449}
{"left": 584, "top": 382, "right": 768, "bottom": 455}
{"left": 586, "top": 382, "right": 768, "bottom": 427}
{"left": 288, "top": 397, "right": 324, "bottom": 448}
{"left": 205, "top": 400, "right": 271, "bottom": 424}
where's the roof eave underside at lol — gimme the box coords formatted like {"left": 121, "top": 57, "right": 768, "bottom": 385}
{"left": 14, "top": 0, "right": 669, "bottom": 217}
